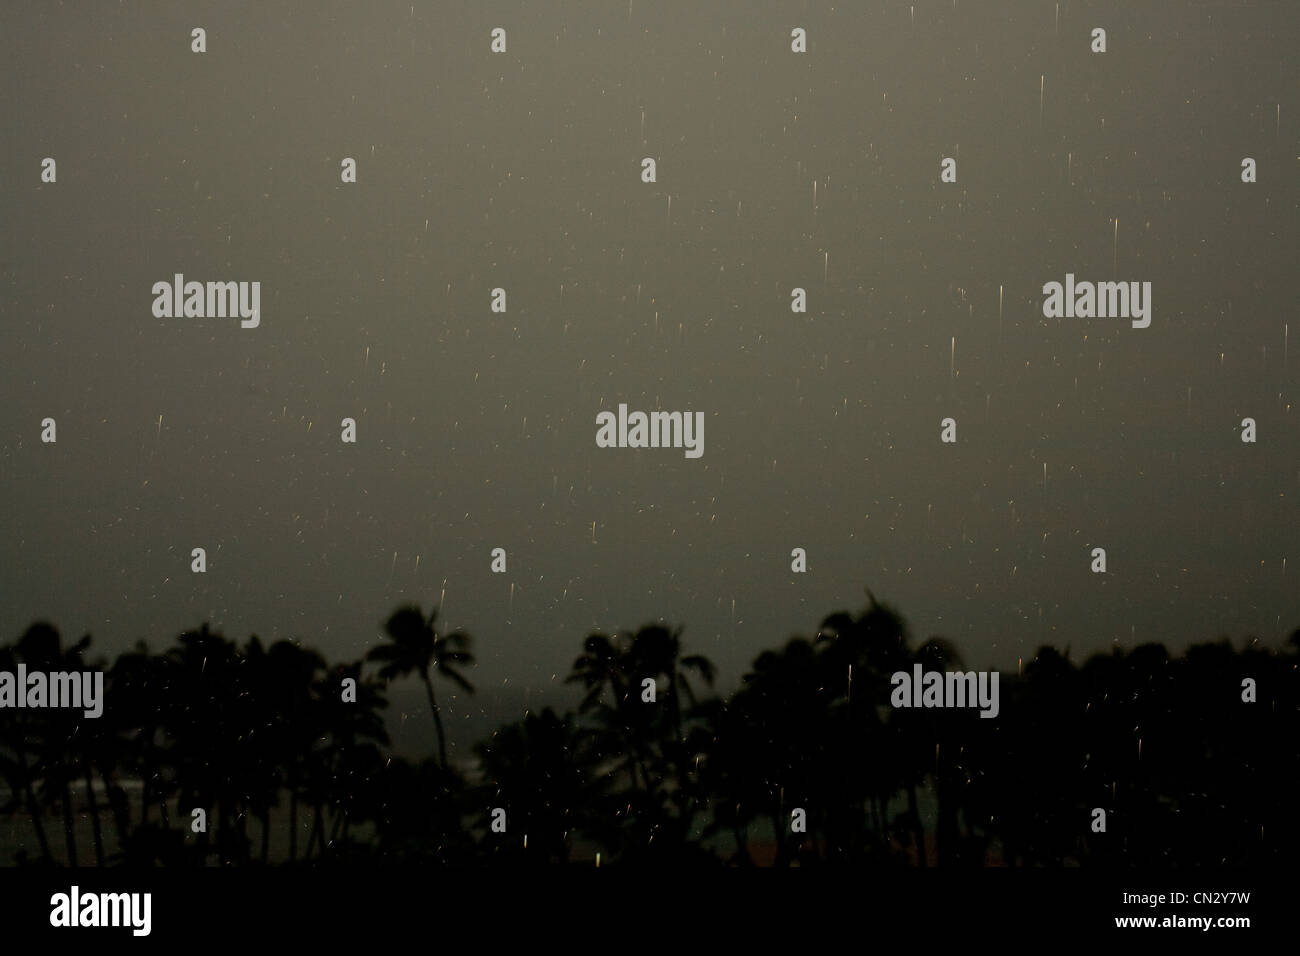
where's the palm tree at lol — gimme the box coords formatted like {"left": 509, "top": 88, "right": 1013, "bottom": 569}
{"left": 368, "top": 605, "right": 474, "bottom": 769}
{"left": 624, "top": 625, "right": 716, "bottom": 849}
{"left": 164, "top": 624, "right": 252, "bottom": 865}
{"left": 286, "top": 646, "right": 327, "bottom": 863}
{"left": 567, "top": 631, "right": 656, "bottom": 796}
{"left": 476, "top": 708, "right": 587, "bottom": 863}
{"left": 0, "top": 639, "right": 54, "bottom": 864}
{"left": 316, "top": 659, "right": 390, "bottom": 857}
{"left": 61, "top": 632, "right": 110, "bottom": 867}
{"left": 729, "top": 637, "right": 829, "bottom": 865}
{"left": 565, "top": 626, "right": 719, "bottom": 861}
{"left": 11, "top": 623, "right": 91, "bottom": 867}
{"left": 567, "top": 633, "right": 630, "bottom": 713}
{"left": 911, "top": 636, "right": 968, "bottom": 866}
{"left": 627, "top": 625, "right": 716, "bottom": 744}
{"left": 816, "top": 592, "right": 923, "bottom": 862}
{"left": 106, "top": 641, "right": 171, "bottom": 852}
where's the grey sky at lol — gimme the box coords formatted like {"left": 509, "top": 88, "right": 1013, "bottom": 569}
{"left": 2, "top": 1, "right": 1297, "bottom": 754}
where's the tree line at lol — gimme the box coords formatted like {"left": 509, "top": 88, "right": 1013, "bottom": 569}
{"left": 1, "top": 593, "right": 1296, "bottom": 866}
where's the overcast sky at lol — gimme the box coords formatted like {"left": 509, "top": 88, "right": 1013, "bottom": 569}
{"left": 2, "top": 1, "right": 1296, "bottom": 754}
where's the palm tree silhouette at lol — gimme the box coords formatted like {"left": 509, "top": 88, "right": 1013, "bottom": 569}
{"left": 476, "top": 708, "right": 587, "bottom": 863}
{"left": 910, "top": 636, "right": 969, "bottom": 866}
{"left": 0, "top": 635, "right": 54, "bottom": 864}
{"left": 625, "top": 625, "right": 716, "bottom": 745}
{"left": 164, "top": 624, "right": 263, "bottom": 865}
{"left": 105, "top": 639, "right": 171, "bottom": 857}
{"left": 315, "top": 659, "right": 390, "bottom": 856}
{"left": 565, "top": 625, "right": 718, "bottom": 861}
{"left": 368, "top": 605, "right": 474, "bottom": 769}
{"left": 10, "top": 623, "right": 93, "bottom": 867}
{"left": 567, "top": 631, "right": 655, "bottom": 817}
{"left": 1, "top": 594, "right": 1296, "bottom": 869}
{"left": 252, "top": 639, "right": 327, "bottom": 862}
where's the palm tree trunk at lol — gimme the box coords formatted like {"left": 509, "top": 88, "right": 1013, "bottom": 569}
{"left": 103, "top": 774, "right": 130, "bottom": 858}
{"left": 669, "top": 670, "right": 683, "bottom": 742}
{"left": 24, "top": 783, "right": 53, "bottom": 863}
{"left": 422, "top": 672, "right": 448, "bottom": 768}
{"left": 288, "top": 791, "right": 298, "bottom": 862}
{"left": 732, "top": 823, "right": 753, "bottom": 865}
{"left": 907, "top": 784, "right": 927, "bottom": 866}
{"left": 622, "top": 754, "right": 640, "bottom": 792}
{"left": 307, "top": 802, "right": 325, "bottom": 857}
{"left": 937, "top": 779, "right": 959, "bottom": 866}
{"left": 61, "top": 779, "right": 78, "bottom": 867}
{"left": 217, "top": 796, "right": 229, "bottom": 866}
{"left": 16, "top": 757, "right": 53, "bottom": 863}
{"left": 617, "top": 706, "right": 652, "bottom": 793}
{"left": 629, "top": 747, "right": 651, "bottom": 793}
{"left": 82, "top": 760, "right": 104, "bottom": 866}
{"left": 238, "top": 808, "right": 249, "bottom": 865}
